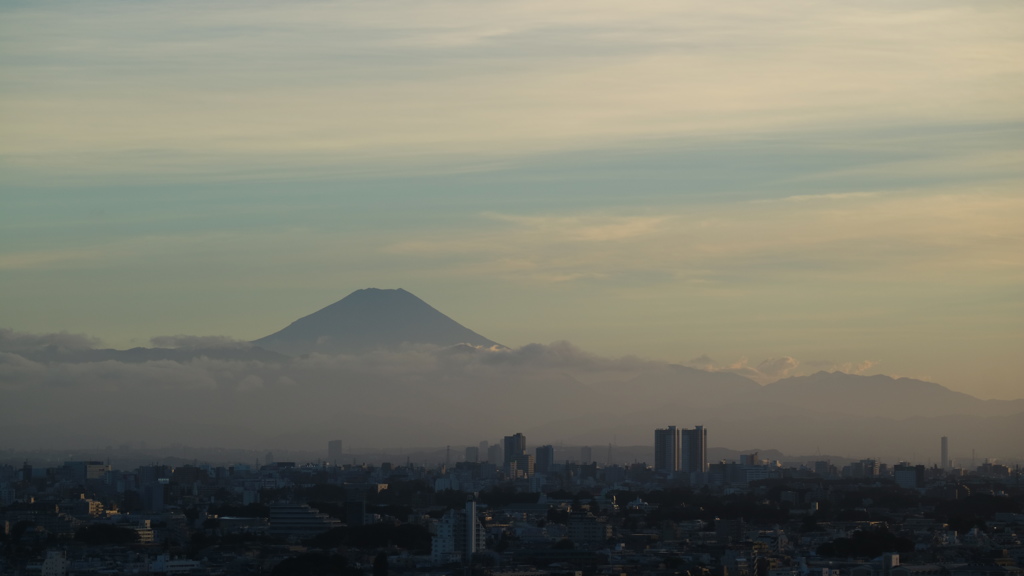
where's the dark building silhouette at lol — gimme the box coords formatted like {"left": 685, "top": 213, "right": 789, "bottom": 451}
{"left": 535, "top": 444, "right": 554, "bottom": 474}
{"left": 503, "top": 433, "right": 526, "bottom": 465}
{"left": 654, "top": 426, "right": 680, "bottom": 473}
{"left": 681, "top": 425, "right": 707, "bottom": 474}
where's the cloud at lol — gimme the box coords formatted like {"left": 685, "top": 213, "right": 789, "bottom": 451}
{"left": 3, "top": 0, "right": 1021, "bottom": 183}
{"left": 756, "top": 357, "right": 800, "bottom": 379}
{"left": 685, "top": 354, "right": 873, "bottom": 384}
{"left": 455, "top": 340, "right": 653, "bottom": 371}
{"left": 0, "top": 333, "right": 657, "bottom": 446}
{"left": 150, "top": 335, "right": 250, "bottom": 349}
{"left": 0, "top": 329, "right": 102, "bottom": 353}
{"left": 686, "top": 354, "right": 718, "bottom": 372}
{"left": 379, "top": 189, "right": 1024, "bottom": 288}
{"left": 805, "top": 359, "right": 878, "bottom": 375}
{"left": 1, "top": 331, "right": 1018, "bottom": 456}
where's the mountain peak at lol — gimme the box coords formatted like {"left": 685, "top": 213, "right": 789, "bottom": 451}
{"left": 252, "top": 288, "right": 501, "bottom": 355}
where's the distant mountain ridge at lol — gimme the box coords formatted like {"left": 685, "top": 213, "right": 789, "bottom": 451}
{"left": 760, "top": 371, "right": 1024, "bottom": 418}
{"left": 3, "top": 288, "right": 1020, "bottom": 460}
{"left": 251, "top": 288, "right": 502, "bottom": 355}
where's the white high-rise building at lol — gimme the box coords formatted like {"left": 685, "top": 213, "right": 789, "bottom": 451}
{"left": 432, "top": 500, "right": 486, "bottom": 565}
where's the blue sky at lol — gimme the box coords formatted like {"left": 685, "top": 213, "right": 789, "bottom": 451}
{"left": 2, "top": 0, "right": 1022, "bottom": 398}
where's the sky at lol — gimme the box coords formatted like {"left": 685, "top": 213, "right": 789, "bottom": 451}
{"left": 2, "top": 0, "right": 1022, "bottom": 400}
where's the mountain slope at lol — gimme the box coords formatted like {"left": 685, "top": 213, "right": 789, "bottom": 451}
{"left": 760, "top": 371, "right": 1024, "bottom": 418}
{"left": 252, "top": 288, "right": 502, "bottom": 355}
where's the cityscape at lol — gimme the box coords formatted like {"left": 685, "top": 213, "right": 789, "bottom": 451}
{"left": 3, "top": 0, "right": 1022, "bottom": 575}
{"left": 2, "top": 426, "right": 1022, "bottom": 575}
{"left": 1, "top": 289, "right": 1021, "bottom": 576}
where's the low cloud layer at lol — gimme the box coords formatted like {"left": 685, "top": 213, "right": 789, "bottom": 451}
{"left": 0, "top": 329, "right": 102, "bottom": 353}
{"left": 684, "top": 354, "right": 874, "bottom": 384}
{"left": 149, "top": 335, "right": 252, "bottom": 349}
{"left": 2, "top": 331, "right": 1020, "bottom": 463}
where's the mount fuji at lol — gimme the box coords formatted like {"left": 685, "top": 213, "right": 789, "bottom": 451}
{"left": 252, "top": 288, "right": 502, "bottom": 355}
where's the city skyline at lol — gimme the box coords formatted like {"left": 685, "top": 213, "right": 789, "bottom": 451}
{"left": 2, "top": 429, "right": 1018, "bottom": 575}
{"left": 1, "top": 0, "right": 1022, "bottom": 402}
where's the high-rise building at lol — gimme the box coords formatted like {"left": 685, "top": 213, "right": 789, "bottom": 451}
{"left": 511, "top": 454, "right": 535, "bottom": 478}
{"left": 503, "top": 433, "right": 526, "bottom": 465}
{"left": 580, "top": 446, "right": 592, "bottom": 464}
{"left": 465, "top": 498, "right": 478, "bottom": 560}
{"left": 535, "top": 445, "right": 555, "bottom": 474}
{"left": 432, "top": 498, "right": 486, "bottom": 565}
{"left": 654, "top": 426, "right": 680, "bottom": 473}
{"left": 894, "top": 464, "right": 925, "bottom": 489}
{"left": 680, "top": 426, "right": 707, "bottom": 474}
{"left": 941, "top": 436, "right": 949, "bottom": 470}
{"left": 487, "top": 443, "right": 503, "bottom": 464}
{"left": 328, "top": 440, "right": 343, "bottom": 466}
{"left": 464, "top": 446, "right": 479, "bottom": 463}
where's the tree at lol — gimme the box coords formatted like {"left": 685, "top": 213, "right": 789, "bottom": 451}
{"left": 373, "top": 551, "right": 389, "bottom": 576}
{"left": 272, "top": 553, "right": 358, "bottom": 576}
{"left": 75, "top": 524, "right": 140, "bottom": 546}
{"left": 552, "top": 538, "right": 574, "bottom": 550}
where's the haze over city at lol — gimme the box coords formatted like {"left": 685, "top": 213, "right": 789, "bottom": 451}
{"left": 2, "top": 0, "right": 1023, "bottom": 459}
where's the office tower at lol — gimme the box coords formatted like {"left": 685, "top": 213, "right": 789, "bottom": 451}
{"left": 814, "top": 460, "right": 833, "bottom": 478}
{"left": 464, "top": 446, "right": 479, "bottom": 463}
{"left": 654, "top": 426, "right": 680, "bottom": 473}
{"left": 487, "top": 443, "right": 502, "bottom": 464}
{"left": 941, "top": 436, "right": 949, "bottom": 470}
{"left": 503, "top": 433, "right": 526, "bottom": 465}
{"left": 893, "top": 464, "right": 925, "bottom": 489}
{"left": 535, "top": 445, "right": 555, "bottom": 474}
{"left": 680, "top": 425, "right": 707, "bottom": 474}
{"left": 580, "top": 446, "right": 592, "bottom": 464}
{"left": 328, "top": 440, "right": 343, "bottom": 466}
{"left": 512, "top": 454, "right": 535, "bottom": 477}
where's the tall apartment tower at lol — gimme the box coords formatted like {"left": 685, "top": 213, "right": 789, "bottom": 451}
{"left": 465, "top": 498, "right": 477, "bottom": 561}
{"left": 654, "top": 426, "right": 681, "bottom": 473}
{"left": 327, "top": 440, "right": 343, "bottom": 466}
{"left": 941, "top": 436, "right": 949, "bottom": 470}
{"left": 680, "top": 426, "right": 707, "bottom": 474}
{"left": 580, "top": 446, "right": 592, "bottom": 464}
{"left": 503, "top": 433, "right": 526, "bottom": 465}
{"left": 535, "top": 445, "right": 555, "bottom": 474}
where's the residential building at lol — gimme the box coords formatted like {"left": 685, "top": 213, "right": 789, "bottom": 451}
{"left": 654, "top": 426, "right": 680, "bottom": 473}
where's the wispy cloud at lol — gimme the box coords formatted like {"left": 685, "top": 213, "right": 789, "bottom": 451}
{"left": 380, "top": 189, "right": 1024, "bottom": 286}
{"left": 2, "top": 0, "right": 1021, "bottom": 182}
